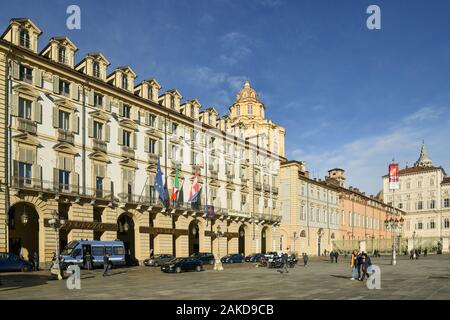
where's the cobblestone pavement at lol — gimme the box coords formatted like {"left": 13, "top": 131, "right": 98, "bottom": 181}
{"left": 0, "top": 255, "right": 449, "bottom": 300}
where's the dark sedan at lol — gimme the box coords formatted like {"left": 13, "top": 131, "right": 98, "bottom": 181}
{"left": 221, "top": 254, "right": 245, "bottom": 264}
{"left": 0, "top": 252, "right": 33, "bottom": 272}
{"left": 144, "top": 254, "right": 175, "bottom": 267}
{"left": 190, "top": 252, "right": 215, "bottom": 265}
{"left": 245, "top": 253, "right": 264, "bottom": 263}
{"left": 161, "top": 257, "right": 203, "bottom": 273}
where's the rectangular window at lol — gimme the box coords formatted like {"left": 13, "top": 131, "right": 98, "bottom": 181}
{"left": 96, "top": 176, "right": 103, "bottom": 197}
{"left": 59, "top": 79, "right": 70, "bottom": 96}
{"left": 227, "top": 191, "right": 233, "bottom": 209}
{"left": 148, "top": 138, "right": 156, "bottom": 154}
{"left": 430, "top": 200, "right": 435, "bottom": 209}
{"left": 430, "top": 220, "right": 435, "bottom": 229}
{"left": 18, "top": 162, "right": 32, "bottom": 185}
{"left": 418, "top": 222, "right": 423, "bottom": 230}
{"left": 172, "top": 122, "right": 178, "bottom": 134}
{"left": 58, "top": 110, "right": 70, "bottom": 130}
{"left": 123, "top": 104, "right": 131, "bottom": 118}
{"left": 94, "top": 93, "right": 104, "bottom": 107}
{"left": 113, "top": 246, "right": 125, "bottom": 255}
{"left": 19, "top": 65, "right": 33, "bottom": 82}
{"left": 18, "top": 97, "right": 32, "bottom": 120}
{"left": 444, "top": 199, "right": 450, "bottom": 208}
{"left": 190, "top": 106, "right": 195, "bottom": 118}
{"left": 444, "top": 219, "right": 450, "bottom": 229}
{"left": 148, "top": 114, "right": 156, "bottom": 127}
{"left": 59, "top": 169, "right": 70, "bottom": 191}
{"left": 93, "top": 121, "right": 103, "bottom": 140}
{"left": 123, "top": 130, "right": 131, "bottom": 147}
{"left": 418, "top": 201, "right": 423, "bottom": 210}
{"left": 92, "top": 246, "right": 105, "bottom": 257}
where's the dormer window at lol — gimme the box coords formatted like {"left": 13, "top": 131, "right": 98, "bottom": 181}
{"left": 148, "top": 87, "right": 153, "bottom": 101}
{"left": 170, "top": 96, "right": 175, "bottom": 109}
{"left": 122, "top": 74, "right": 128, "bottom": 90}
{"left": 93, "top": 61, "right": 100, "bottom": 78}
{"left": 190, "top": 106, "right": 195, "bottom": 118}
{"left": 58, "top": 46, "right": 67, "bottom": 64}
{"left": 19, "top": 29, "right": 30, "bottom": 48}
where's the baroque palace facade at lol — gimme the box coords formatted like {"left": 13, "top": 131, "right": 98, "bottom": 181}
{"left": 382, "top": 142, "right": 450, "bottom": 252}
{"left": 0, "top": 18, "right": 286, "bottom": 266}
{"left": 279, "top": 162, "right": 403, "bottom": 256}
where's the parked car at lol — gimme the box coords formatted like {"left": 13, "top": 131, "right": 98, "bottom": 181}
{"left": 0, "top": 252, "right": 33, "bottom": 272}
{"left": 190, "top": 252, "right": 215, "bottom": 265}
{"left": 245, "top": 253, "right": 264, "bottom": 263}
{"left": 264, "top": 251, "right": 280, "bottom": 263}
{"left": 144, "top": 254, "right": 175, "bottom": 267}
{"left": 161, "top": 257, "right": 203, "bottom": 273}
{"left": 221, "top": 254, "right": 245, "bottom": 264}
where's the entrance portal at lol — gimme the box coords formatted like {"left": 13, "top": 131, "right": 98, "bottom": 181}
{"left": 117, "top": 214, "right": 135, "bottom": 265}
{"left": 8, "top": 202, "right": 39, "bottom": 261}
{"left": 188, "top": 221, "right": 200, "bottom": 256}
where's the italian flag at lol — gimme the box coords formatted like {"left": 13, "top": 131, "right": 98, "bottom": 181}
{"left": 171, "top": 167, "right": 179, "bottom": 203}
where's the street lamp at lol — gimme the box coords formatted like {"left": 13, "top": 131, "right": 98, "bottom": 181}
{"left": 214, "top": 225, "right": 224, "bottom": 271}
{"left": 20, "top": 203, "right": 29, "bottom": 225}
{"left": 384, "top": 216, "right": 404, "bottom": 266}
{"left": 49, "top": 210, "right": 66, "bottom": 280}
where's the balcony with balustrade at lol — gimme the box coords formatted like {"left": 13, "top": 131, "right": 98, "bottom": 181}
{"left": 16, "top": 118, "right": 37, "bottom": 135}
{"left": 121, "top": 146, "right": 135, "bottom": 159}
{"left": 57, "top": 129, "right": 74, "bottom": 145}
{"left": 93, "top": 139, "right": 107, "bottom": 153}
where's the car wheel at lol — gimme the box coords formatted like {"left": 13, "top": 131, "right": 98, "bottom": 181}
{"left": 195, "top": 265, "right": 202, "bottom": 272}
{"left": 21, "top": 265, "right": 29, "bottom": 272}
{"left": 175, "top": 266, "right": 182, "bottom": 273}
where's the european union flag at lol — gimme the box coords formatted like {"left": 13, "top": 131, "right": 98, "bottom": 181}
{"left": 155, "top": 159, "right": 166, "bottom": 203}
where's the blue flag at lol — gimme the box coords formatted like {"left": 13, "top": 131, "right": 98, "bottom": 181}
{"left": 155, "top": 160, "right": 165, "bottom": 203}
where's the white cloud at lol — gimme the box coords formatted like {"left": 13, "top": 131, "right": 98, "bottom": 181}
{"left": 287, "top": 106, "right": 450, "bottom": 195}
{"left": 219, "top": 32, "right": 254, "bottom": 66}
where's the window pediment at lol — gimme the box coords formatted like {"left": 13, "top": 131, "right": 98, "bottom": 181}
{"left": 89, "top": 110, "right": 109, "bottom": 122}
{"left": 88, "top": 151, "right": 111, "bottom": 163}
{"left": 119, "top": 119, "right": 138, "bottom": 131}
{"left": 145, "top": 129, "right": 162, "bottom": 139}
{"left": 53, "top": 142, "right": 78, "bottom": 155}
{"left": 119, "top": 158, "right": 138, "bottom": 169}
{"left": 54, "top": 98, "right": 77, "bottom": 112}
{"left": 12, "top": 83, "right": 40, "bottom": 98}
{"left": 12, "top": 133, "right": 41, "bottom": 147}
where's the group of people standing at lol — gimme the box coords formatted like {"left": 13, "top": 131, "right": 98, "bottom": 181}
{"left": 329, "top": 251, "right": 339, "bottom": 263}
{"left": 350, "top": 250, "right": 372, "bottom": 281}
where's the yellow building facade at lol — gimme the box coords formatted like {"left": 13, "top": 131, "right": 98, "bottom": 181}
{"left": 0, "top": 18, "right": 285, "bottom": 267}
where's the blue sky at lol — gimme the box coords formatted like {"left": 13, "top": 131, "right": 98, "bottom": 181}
{"left": 1, "top": 0, "right": 450, "bottom": 195}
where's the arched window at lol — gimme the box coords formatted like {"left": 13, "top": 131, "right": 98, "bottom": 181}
{"left": 300, "top": 230, "right": 306, "bottom": 237}
{"left": 20, "top": 29, "right": 30, "bottom": 48}
{"left": 331, "top": 233, "right": 335, "bottom": 239}
{"left": 248, "top": 104, "right": 253, "bottom": 114}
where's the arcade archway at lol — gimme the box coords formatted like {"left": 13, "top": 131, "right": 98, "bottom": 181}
{"left": 117, "top": 213, "right": 135, "bottom": 265}
{"left": 188, "top": 220, "right": 200, "bottom": 256}
{"left": 8, "top": 202, "right": 39, "bottom": 261}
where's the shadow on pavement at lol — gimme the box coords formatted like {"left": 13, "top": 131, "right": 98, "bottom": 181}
{"left": 0, "top": 273, "right": 51, "bottom": 291}
{"left": 331, "top": 275, "right": 350, "bottom": 280}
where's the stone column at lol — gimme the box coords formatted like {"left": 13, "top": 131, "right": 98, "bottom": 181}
{"left": 153, "top": 212, "right": 173, "bottom": 255}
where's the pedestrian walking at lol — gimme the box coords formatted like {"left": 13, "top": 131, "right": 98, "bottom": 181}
{"left": 32, "top": 252, "right": 39, "bottom": 271}
{"left": 103, "top": 253, "right": 110, "bottom": 276}
{"left": 359, "top": 253, "right": 372, "bottom": 281}
{"left": 334, "top": 251, "right": 339, "bottom": 263}
{"left": 84, "top": 251, "right": 93, "bottom": 270}
{"left": 424, "top": 248, "right": 428, "bottom": 257}
{"left": 279, "top": 253, "right": 289, "bottom": 273}
{"left": 329, "top": 251, "right": 335, "bottom": 263}
{"left": 350, "top": 250, "right": 358, "bottom": 280}
{"left": 303, "top": 253, "right": 309, "bottom": 267}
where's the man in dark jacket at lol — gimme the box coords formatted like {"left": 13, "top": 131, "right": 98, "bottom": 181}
{"left": 303, "top": 253, "right": 309, "bottom": 267}
{"left": 281, "top": 253, "right": 289, "bottom": 273}
{"left": 334, "top": 251, "right": 339, "bottom": 263}
{"left": 103, "top": 253, "right": 110, "bottom": 276}
{"left": 359, "top": 253, "right": 372, "bottom": 281}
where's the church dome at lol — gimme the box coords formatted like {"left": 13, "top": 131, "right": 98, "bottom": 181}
{"left": 236, "top": 80, "right": 260, "bottom": 103}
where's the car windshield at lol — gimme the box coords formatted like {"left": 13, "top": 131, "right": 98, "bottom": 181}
{"left": 168, "top": 258, "right": 183, "bottom": 263}
{"left": 61, "top": 241, "right": 78, "bottom": 255}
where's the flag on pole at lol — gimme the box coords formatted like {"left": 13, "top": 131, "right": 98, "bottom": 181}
{"left": 171, "top": 167, "right": 180, "bottom": 204}
{"left": 188, "top": 171, "right": 201, "bottom": 203}
{"left": 176, "top": 178, "right": 185, "bottom": 206}
{"left": 155, "top": 159, "right": 166, "bottom": 203}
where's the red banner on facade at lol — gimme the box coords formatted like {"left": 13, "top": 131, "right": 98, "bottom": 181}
{"left": 389, "top": 163, "right": 399, "bottom": 190}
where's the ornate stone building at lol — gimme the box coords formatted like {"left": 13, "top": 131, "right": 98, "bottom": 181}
{"left": 382, "top": 142, "right": 450, "bottom": 252}
{"left": 0, "top": 18, "right": 285, "bottom": 267}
